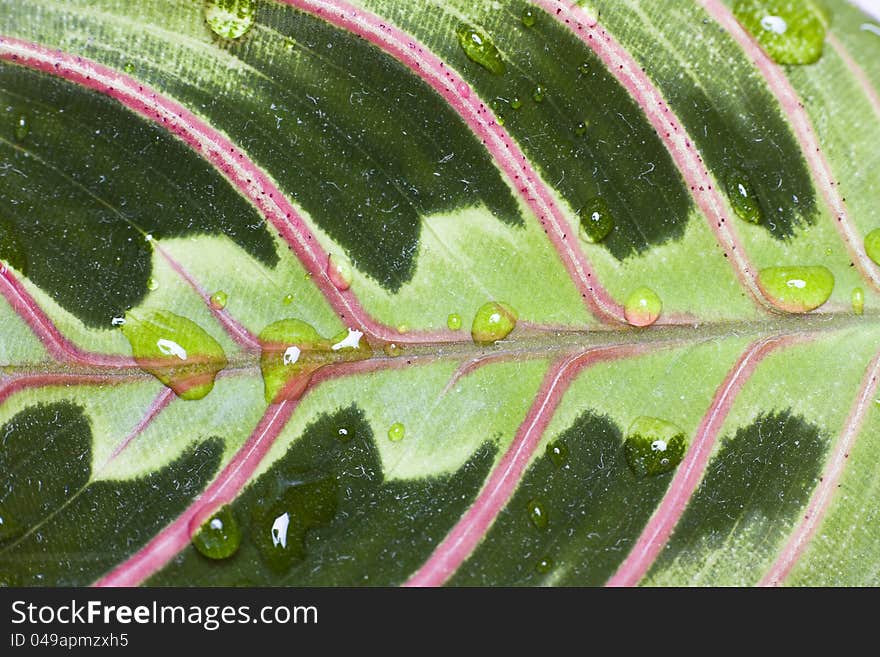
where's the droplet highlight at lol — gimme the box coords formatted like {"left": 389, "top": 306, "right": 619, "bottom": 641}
{"left": 121, "top": 310, "right": 228, "bottom": 400}
{"left": 577, "top": 196, "right": 614, "bottom": 243}
{"left": 624, "top": 287, "right": 662, "bottom": 327}
{"left": 190, "top": 505, "right": 241, "bottom": 560}
{"left": 757, "top": 265, "right": 834, "bottom": 313}
{"left": 456, "top": 24, "right": 506, "bottom": 75}
{"left": 204, "top": 0, "right": 256, "bottom": 40}
{"left": 624, "top": 416, "right": 687, "bottom": 478}
{"left": 471, "top": 301, "right": 518, "bottom": 345}
{"left": 733, "top": 0, "right": 827, "bottom": 65}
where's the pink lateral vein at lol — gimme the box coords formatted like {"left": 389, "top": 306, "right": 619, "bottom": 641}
{"left": 0, "top": 37, "right": 453, "bottom": 344}
{"left": 698, "top": 0, "right": 880, "bottom": 291}
{"left": 540, "top": 0, "right": 768, "bottom": 310}
{"left": 405, "top": 343, "right": 650, "bottom": 587}
{"left": 759, "top": 348, "right": 880, "bottom": 586}
{"left": 606, "top": 333, "right": 799, "bottom": 587}
{"left": 283, "top": 0, "right": 624, "bottom": 324}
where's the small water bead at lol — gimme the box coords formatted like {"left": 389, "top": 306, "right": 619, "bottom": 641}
{"left": 121, "top": 310, "right": 228, "bottom": 400}
{"left": 545, "top": 440, "right": 568, "bottom": 467}
{"left": 383, "top": 342, "right": 402, "bottom": 357}
{"left": 624, "top": 416, "right": 687, "bottom": 478}
{"left": 725, "top": 171, "right": 763, "bottom": 224}
{"left": 864, "top": 228, "right": 880, "bottom": 266}
{"left": 327, "top": 252, "right": 354, "bottom": 291}
{"left": 447, "top": 313, "right": 463, "bottom": 331}
{"left": 388, "top": 422, "right": 405, "bottom": 442}
{"left": 146, "top": 276, "right": 159, "bottom": 291}
{"left": 204, "top": 0, "right": 256, "bottom": 40}
{"left": 456, "top": 24, "right": 506, "bottom": 75}
{"left": 123, "top": 61, "right": 136, "bottom": 74}
{"left": 521, "top": 8, "right": 537, "bottom": 27}
{"left": 574, "top": 120, "right": 589, "bottom": 137}
{"left": 757, "top": 265, "right": 834, "bottom": 313}
{"left": 510, "top": 96, "right": 523, "bottom": 110}
{"left": 535, "top": 556, "right": 554, "bottom": 574}
{"left": 578, "top": 62, "right": 590, "bottom": 76}
{"left": 337, "top": 427, "right": 351, "bottom": 442}
{"left": 282, "top": 293, "right": 294, "bottom": 305}
{"left": 577, "top": 196, "right": 614, "bottom": 243}
{"left": 852, "top": 287, "right": 865, "bottom": 316}
{"left": 526, "top": 499, "right": 548, "bottom": 530}
{"left": 624, "top": 287, "right": 662, "bottom": 327}
{"left": 190, "top": 505, "right": 241, "bottom": 560}
{"left": 733, "top": 0, "right": 827, "bottom": 65}
{"left": 471, "top": 301, "right": 518, "bottom": 345}
{"left": 209, "top": 290, "right": 228, "bottom": 310}
{"left": 532, "top": 85, "right": 546, "bottom": 103}
{"left": 13, "top": 115, "right": 28, "bottom": 141}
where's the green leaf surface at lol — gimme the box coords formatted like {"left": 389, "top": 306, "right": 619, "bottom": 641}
{"left": 1, "top": 0, "right": 880, "bottom": 587}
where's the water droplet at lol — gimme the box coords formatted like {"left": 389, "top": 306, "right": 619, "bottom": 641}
{"left": 545, "top": 440, "right": 568, "bottom": 467}
{"left": 864, "top": 228, "right": 880, "bottom": 266}
{"left": 526, "top": 499, "right": 548, "bottom": 530}
{"left": 535, "top": 556, "right": 554, "bottom": 574}
{"left": 852, "top": 287, "right": 865, "bottom": 316}
{"left": 146, "top": 276, "right": 159, "bottom": 291}
{"left": 123, "top": 61, "right": 136, "bottom": 74}
{"left": 388, "top": 422, "right": 405, "bottom": 442}
{"left": 259, "top": 319, "right": 371, "bottom": 403}
{"left": 579, "top": 62, "right": 590, "bottom": 75}
{"left": 337, "top": 427, "right": 350, "bottom": 441}
{"left": 383, "top": 342, "right": 402, "bottom": 357}
{"left": 209, "top": 290, "right": 228, "bottom": 310}
{"left": 282, "top": 293, "right": 294, "bottom": 305}
{"left": 725, "top": 171, "right": 763, "bottom": 224}
{"left": 456, "top": 24, "right": 506, "bottom": 75}
{"left": 121, "top": 310, "right": 228, "bottom": 400}
{"left": 624, "top": 416, "right": 687, "bottom": 478}
{"left": 510, "top": 96, "right": 523, "bottom": 110}
{"left": 574, "top": 120, "right": 589, "bottom": 136}
{"left": 190, "top": 505, "right": 241, "bottom": 560}
{"left": 532, "top": 85, "right": 546, "bottom": 103}
{"left": 327, "top": 252, "right": 353, "bottom": 291}
{"left": 471, "top": 301, "right": 518, "bottom": 345}
{"left": 757, "top": 265, "right": 834, "bottom": 313}
{"left": 521, "top": 8, "right": 537, "bottom": 27}
{"left": 577, "top": 196, "right": 614, "bottom": 243}
{"left": 447, "top": 313, "right": 463, "bottom": 330}
{"left": 204, "top": 0, "right": 256, "bottom": 40}
{"left": 253, "top": 475, "right": 338, "bottom": 572}
{"left": 733, "top": 0, "right": 827, "bottom": 65}
{"left": 624, "top": 287, "right": 662, "bottom": 327}
{"left": 13, "top": 115, "right": 28, "bottom": 141}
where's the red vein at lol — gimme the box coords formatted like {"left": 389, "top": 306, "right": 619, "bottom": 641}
{"left": 0, "top": 371, "right": 147, "bottom": 405}
{"left": 404, "top": 342, "right": 649, "bottom": 587}
{"left": 539, "top": 0, "right": 769, "bottom": 311}
{"left": 0, "top": 266, "right": 134, "bottom": 368}
{"left": 0, "top": 37, "right": 455, "bottom": 345}
{"left": 759, "top": 348, "right": 880, "bottom": 586}
{"left": 282, "top": 0, "right": 624, "bottom": 324}
{"left": 153, "top": 243, "right": 260, "bottom": 351}
{"left": 606, "top": 333, "right": 799, "bottom": 586}
{"left": 105, "top": 387, "right": 177, "bottom": 464}
{"left": 698, "top": 0, "right": 880, "bottom": 291}
{"left": 827, "top": 34, "right": 880, "bottom": 123}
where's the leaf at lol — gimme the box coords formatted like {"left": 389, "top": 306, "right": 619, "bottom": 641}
{"left": 1, "top": 0, "right": 879, "bottom": 587}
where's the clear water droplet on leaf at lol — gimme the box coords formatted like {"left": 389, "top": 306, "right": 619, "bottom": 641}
{"left": 388, "top": 422, "right": 405, "bottom": 442}
{"left": 733, "top": 0, "right": 827, "bottom": 65}
{"left": 456, "top": 24, "right": 506, "bottom": 75}
{"left": 577, "top": 196, "right": 614, "bottom": 243}
{"left": 471, "top": 301, "right": 518, "bottom": 345}
{"left": 757, "top": 265, "right": 834, "bottom": 313}
{"left": 527, "top": 499, "right": 548, "bottom": 530}
{"left": 852, "top": 287, "right": 865, "bottom": 316}
{"left": 624, "top": 416, "right": 688, "bottom": 477}
{"left": 190, "top": 505, "right": 241, "bottom": 560}
{"left": 624, "top": 287, "right": 662, "bottom": 327}
{"left": 209, "top": 290, "right": 228, "bottom": 310}
{"left": 725, "top": 170, "right": 764, "bottom": 224}
{"left": 204, "top": 0, "right": 256, "bottom": 40}
{"left": 447, "top": 313, "right": 463, "bottom": 331}
{"left": 521, "top": 8, "right": 537, "bottom": 27}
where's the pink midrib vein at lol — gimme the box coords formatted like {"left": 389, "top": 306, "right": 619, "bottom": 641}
{"left": 698, "top": 0, "right": 880, "bottom": 292}
{"left": 405, "top": 343, "right": 649, "bottom": 587}
{"left": 759, "top": 348, "right": 880, "bottom": 586}
{"left": 605, "top": 333, "right": 799, "bottom": 586}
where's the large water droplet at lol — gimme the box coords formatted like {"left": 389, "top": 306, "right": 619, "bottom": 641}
{"left": 388, "top": 422, "right": 405, "bottom": 442}
{"left": 447, "top": 313, "right": 463, "bottom": 331}
{"left": 852, "top": 287, "right": 865, "bottom": 316}
{"left": 757, "top": 265, "right": 834, "bottom": 313}
{"left": 121, "top": 310, "right": 228, "bottom": 400}
{"left": 204, "top": 0, "right": 256, "bottom": 40}
{"left": 577, "top": 196, "right": 614, "bottom": 243}
{"left": 327, "top": 252, "right": 353, "bottom": 291}
{"left": 259, "top": 319, "right": 371, "bottom": 403}
{"left": 864, "top": 228, "right": 880, "bottom": 266}
{"left": 521, "top": 8, "right": 537, "bottom": 27}
{"left": 725, "top": 171, "right": 763, "bottom": 224}
{"left": 190, "top": 505, "right": 241, "bottom": 560}
{"left": 253, "top": 475, "right": 338, "bottom": 572}
{"left": 471, "top": 301, "right": 518, "bottom": 345}
{"left": 624, "top": 416, "right": 687, "bottom": 478}
{"left": 13, "top": 115, "right": 28, "bottom": 141}
{"left": 456, "top": 24, "right": 506, "bottom": 75}
{"left": 209, "top": 290, "right": 228, "bottom": 310}
{"left": 733, "top": 0, "right": 827, "bottom": 65}
{"left": 624, "top": 287, "right": 662, "bottom": 327}
{"left": 527, "top": 499, "right": 548, "bottom": 530}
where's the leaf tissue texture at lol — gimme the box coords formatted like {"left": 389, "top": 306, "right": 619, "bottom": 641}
{"left": 0, "top": 0, "right": 879, "bottom": 587}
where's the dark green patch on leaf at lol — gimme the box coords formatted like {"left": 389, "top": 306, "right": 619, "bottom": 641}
{"left": 150, "top": 405, "right": 496, "bottom": 585}
{"left": 0, "top": 64, "right": 277, "bottom": 328}
{"left": 449, "top": 411, "right": 672, "bottom": 586}
{"left": 0, "top": 402, "right": 223, "bottom": 585}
